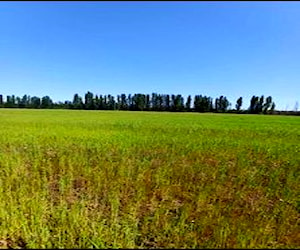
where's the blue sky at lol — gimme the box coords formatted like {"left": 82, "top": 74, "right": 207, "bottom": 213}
{"left": 0, "top": 1, "right": 299, "bottom": 110}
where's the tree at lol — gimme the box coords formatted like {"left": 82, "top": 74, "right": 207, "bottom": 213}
{"left": 158, "top": 94, "right": 164, "bottom": 111}
{"left": 194, "top": 95, "right": 202, "bottom": 112}
{"left": 19, "top": 95, "right": 29, "bottom": 108}
{"left": 107, "top": 95, "right": 116, "bottom": 110}
{"left": 258, "top": 95, "right": 264, "bottom": 113}
{"left": 30, "top": 96, "right": 41, "bottom": 108}
{"left": 5, "top": 95, "right": 14, "bottom": 108}
{"left": 194, "top": 95, "right": 213, "bottom": 112}
{"left": 170, "top": 94, "right": 176, "bottom": 111}
{"left": 84, "top": 91, "right": 95, "bottom": 110}
{"left": 94, "top": 95, "right": 100, "bottom": 110}
{"left": 236, "top": 97, "right": 242, "bottom": 111}
{"left": 64, "top": 101, "right": 72, "bottom": 109}
{"left": 72, "top": 93, "right": 83, "bottom": 109}
{"left": 185, "top": 95, "right": 192, "bottom": 111}
{"left": 263, "top": 96, "right": 272, "bottom": 114}
{"left": 41, "top": 96, "right": 53, "bottom": 109}
{"left": 249, "top": 95, "right": 259, "bottom": 114}
{"left": 119, "top": 94, "right": 128, "bottom": 110}
{"left": 97, "top": 95, "right": 104, "bottom": 110}
{"left": 249, "top": 95, "right": 275, "bottom": 114}
{"left": 15, "top": 96, "right": 21, "bottom": 108}
{"left": 215, "top": 95, "right": 229, "bottom": 112}
{"left": 270, "top": 102, "right": 275, "bottom": 112}
{"left": 0, "top": 91, "right": 281, "bottom": 115}
{"left": 11, "top": 95, "right": 16, "bottom": 108}
{"left": 170, "top": 94, "right": 184, "bottom": 112}
{"left": 132, "top": 94, "right": 146, "bottom": 111}
{"left": 221, "top": 96, "right": 230, "bottom": 112}
{"left": 163, "top": 94, "right": 170, "bottom": 111}
{"left": 145, "top": 94, "right": 150, "bottom": 111}
{"left": 151, "top": 93, "right": 158, "bottom": 111}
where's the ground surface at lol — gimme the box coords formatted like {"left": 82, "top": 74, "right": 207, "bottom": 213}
{"left": 0, "top": 109, "right": 299, "bottom": 248}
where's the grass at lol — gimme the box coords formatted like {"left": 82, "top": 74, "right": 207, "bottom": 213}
{"left": 0, "top": 109, "right": 299, "bottom": 248}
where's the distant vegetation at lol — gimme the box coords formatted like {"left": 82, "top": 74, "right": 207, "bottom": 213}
{"left": 1, "top": 92, "right": 294, "bottom": 114}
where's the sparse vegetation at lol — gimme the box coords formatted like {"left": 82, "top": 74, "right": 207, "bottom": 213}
{"left": 0, "top": 109, "right": 299, "bottom": 248}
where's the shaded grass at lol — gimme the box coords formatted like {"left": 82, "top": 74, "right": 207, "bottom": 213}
{"left": 0, "top": 109, "right": 299, "bottom": 248}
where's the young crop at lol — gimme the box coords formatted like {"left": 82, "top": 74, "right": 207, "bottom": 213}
{"left": 0, "top": 109, "right": 299, "bottom": 248}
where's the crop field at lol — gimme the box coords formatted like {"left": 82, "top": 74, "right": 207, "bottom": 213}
{"left": 0, "top": 109, "right": 299, "bottom": 248}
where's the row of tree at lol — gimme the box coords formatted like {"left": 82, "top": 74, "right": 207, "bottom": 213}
{"left": 0, "top": 92, "right": 276, "bottom": 114}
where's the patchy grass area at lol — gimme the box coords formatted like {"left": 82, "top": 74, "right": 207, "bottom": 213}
{"left": 0, "top": 109, "right": 299, "bottom": 248}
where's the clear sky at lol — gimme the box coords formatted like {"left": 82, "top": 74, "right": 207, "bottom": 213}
{"left": 0, "top": 1, "right": 299, "bottom": 110}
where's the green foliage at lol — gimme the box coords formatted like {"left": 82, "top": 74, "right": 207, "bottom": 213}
{"left": 84, "top": 91, "right": 95, "bottom": 110}
{"left": 236, "top": 97, "right": 243, "bottom": 111}
{"left": 31, "top": 96, "right": 41, "bottom": 109}
{"left": 194, "top": 95, "right": 213, "bottom": 112}
{"left": 72, "top": 93, "right": 83, "bottom": 109}
{"left": 215, "top": 95, "right": 230, "bottom": 112}
{"left": 0, "top": 109, "right": 299, "bottom": 248}
{"left": 185, "top": 95, "right": 192, "bottom": 111}
{"left": 41, "top": 96, "right": 53, "bottom": 109}
{"left": 249, "top": 95, "right": 276, "bottom": 114}
{"left": 1, "top": 92, "right": 281, "bottom": 115}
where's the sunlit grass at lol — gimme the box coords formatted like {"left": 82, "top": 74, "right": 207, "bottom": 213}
{"left": 0, "top": 109, "right": 299, "bottom": 248}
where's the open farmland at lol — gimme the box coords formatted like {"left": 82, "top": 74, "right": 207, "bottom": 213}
{"left": 0, "top": 109, "right": 299, "bottom": 248}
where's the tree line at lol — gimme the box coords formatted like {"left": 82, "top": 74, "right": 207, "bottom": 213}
{"left": 0, "top": 92, "right": 280, "bottom": 114}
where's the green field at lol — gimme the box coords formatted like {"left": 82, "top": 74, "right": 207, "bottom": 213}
{"left": 0, "top": 109, "right": 299, "bottom": 248}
